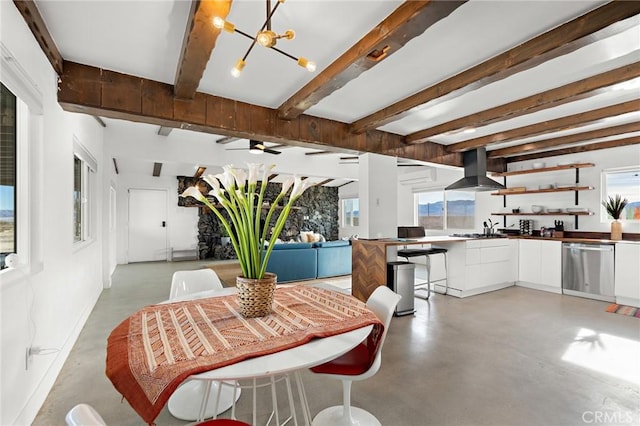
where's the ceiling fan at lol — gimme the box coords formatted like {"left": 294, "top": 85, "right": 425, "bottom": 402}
{"left": 226, "top": 139, "right": 282, "bottom": 155}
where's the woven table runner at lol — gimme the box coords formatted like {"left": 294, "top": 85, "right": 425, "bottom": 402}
{"left": 106, "top": 285, "right": 382, "bottom": 424}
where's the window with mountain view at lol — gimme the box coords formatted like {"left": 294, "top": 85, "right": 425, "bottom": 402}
{"left": 602, "top": 168, "right": 640, "bottom": 222}
{"left": 1, "top": 83, "right": 17, "bottom": 269}
{"left": 415, "top": 190, "right": 475, "bottom": 230}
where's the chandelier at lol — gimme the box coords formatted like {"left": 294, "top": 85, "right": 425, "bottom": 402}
{"left": 213, "top": 0, "right": 316, "bottom": 78}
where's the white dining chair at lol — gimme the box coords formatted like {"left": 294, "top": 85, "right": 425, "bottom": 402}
{"left": 168, "top": 268, "right": 241, "bottom": 421}
{"left": 65, "top": 403, "right": 106, "bottom": 426}
{"left": 169, "top": 268, "right": 224, "bottom": 300}
{"left": 310, "top": 286, "right": 402, "bottom": 426}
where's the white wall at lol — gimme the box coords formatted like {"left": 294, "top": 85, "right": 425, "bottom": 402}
{"left": 0, "top": 3, "right": 108, "bottom": 424}
{"left": 359, "top": 154, "right": 397, "bottom": 238}
{"left": 114, "top": 173, "right": 199, "bottom": 264}
{"left": 506, "top": 145, "right": 640, "bottom": 234}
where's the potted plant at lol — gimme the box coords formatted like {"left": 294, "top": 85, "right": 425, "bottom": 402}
{"left": 219, "top": 224, "right": 231, "bottom": 246}
{"left": 181, "top": 163, "right": 311, "bottom": 317}
{"left": 602, "top": 194, "right": 628, "bottom": 240}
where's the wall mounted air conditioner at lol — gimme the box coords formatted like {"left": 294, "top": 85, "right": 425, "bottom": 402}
{"left": 398, "top": 168, "right": 436, "bottom": 185}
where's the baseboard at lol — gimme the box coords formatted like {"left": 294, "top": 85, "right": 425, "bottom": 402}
{"left": 516, "top": 281, "right": 562, "bottom": 294}
{"left": 448, "top": 282, "right": 515, "bottom": 298}
{"left": 14, "top": 286, "right": 101, "bottom": 425}
{"left": 615, "top": 296, "right": 640, "bottom": 308}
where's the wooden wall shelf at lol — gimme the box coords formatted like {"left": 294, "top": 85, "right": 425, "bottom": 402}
{"left": 491, "top": 212, "right": 593, "bottom": 216}
{"left": 491, "top": 186, "right": 593, "bottom": 196}
{"left": 491, "top": 162, "right": 594, "bottom": 177}
{"left": 492, "top": 162, "right": 595, "bottom": 229}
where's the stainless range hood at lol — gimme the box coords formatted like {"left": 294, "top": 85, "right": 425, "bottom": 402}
{"left": 445, "top": 147, "right": 505, "bottom": 192}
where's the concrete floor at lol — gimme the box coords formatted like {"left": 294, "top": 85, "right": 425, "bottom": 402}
{"left": 33, "top": 260, "right": 640, "bottom": 426}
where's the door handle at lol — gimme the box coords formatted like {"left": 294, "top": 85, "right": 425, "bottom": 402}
{"left": 162, "top": 221, "right": 166, "bottom": 227}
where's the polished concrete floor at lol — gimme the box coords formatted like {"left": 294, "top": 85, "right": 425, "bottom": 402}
{"left": 34, "top": 260, "right": 640, "bottom": 426}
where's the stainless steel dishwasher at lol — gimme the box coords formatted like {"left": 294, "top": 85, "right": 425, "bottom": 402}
{"left": 562, "top": 243, "right": 615, "bottom": 302}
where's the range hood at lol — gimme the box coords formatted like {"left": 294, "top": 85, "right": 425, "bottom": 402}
{"left": 445, "top": 147, "right": 505, "bottom": 192}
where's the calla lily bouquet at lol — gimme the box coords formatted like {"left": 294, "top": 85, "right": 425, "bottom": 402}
{"left": 181, "top": 163, "right": 311, "bottom": 279}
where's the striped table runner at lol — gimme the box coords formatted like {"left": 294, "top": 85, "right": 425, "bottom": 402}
{"left": 106, "top": 285, "right": 382, "bottom": 425}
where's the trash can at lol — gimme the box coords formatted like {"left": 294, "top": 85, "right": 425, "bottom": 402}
{"left": 387, "top": 261, "right": 415, "bottom": 316}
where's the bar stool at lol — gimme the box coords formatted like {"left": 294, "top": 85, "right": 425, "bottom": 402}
{"left": 397, "top": 247, "right": 448, "bottom": 299}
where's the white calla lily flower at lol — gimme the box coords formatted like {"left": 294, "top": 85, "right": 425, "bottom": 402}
{"left": 180, "top": 186, "right": 205, "bottom": 202}
{"left": 290, "top": 177, "right": 312, "bottom": 200}
{"left": 233, "top": 168, "right": 247, "bottom": 188}
{"left": 280, "top": 175, "right": 295, "bottom": 195}
{"left": 203, "top": 174, "right": 221, "bottom": 193}
{"left": 247, "top": 163, "right": 261, "bottom": 186}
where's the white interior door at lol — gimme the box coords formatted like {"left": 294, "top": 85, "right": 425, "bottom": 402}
{"left": 128, "top": 189, "right": 168, "bottom": 262}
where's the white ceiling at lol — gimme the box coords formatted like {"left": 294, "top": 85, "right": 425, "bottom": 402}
{"left": 32, "top": 0, "right": 640, "bottom": 177}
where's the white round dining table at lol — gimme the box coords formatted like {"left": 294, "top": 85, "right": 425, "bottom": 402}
{"left": 164, "top": 286, "right": 372, "bottom": 425}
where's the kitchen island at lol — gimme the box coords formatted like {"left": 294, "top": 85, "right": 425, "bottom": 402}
{"left": 351, "top": 236, "right": 469, "bottom": 302}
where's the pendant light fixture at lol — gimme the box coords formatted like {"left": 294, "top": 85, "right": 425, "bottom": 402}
{"left": 213, "top": 0, "right": 316, "bottom": 78}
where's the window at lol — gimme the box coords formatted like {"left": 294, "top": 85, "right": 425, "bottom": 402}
{"left": 602, "top": 167, "right": 640, "bottom": 221}
{"left": 342, "top": 198, "right": 359, "bottom": 227}
{"left": 73, "top": 140, "right": 97, "bottom": 243}
{"left": 415, "top": 190, "right": 475, "bottom": 230}
{"left": 0, "top": 83, "right": 16, "bottom": 269}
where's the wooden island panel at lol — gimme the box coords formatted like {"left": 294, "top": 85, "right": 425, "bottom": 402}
{"left": 352, "top": 240, "right": 389, "bottom": 302}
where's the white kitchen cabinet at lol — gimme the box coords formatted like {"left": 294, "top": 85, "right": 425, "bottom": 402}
{"left": 517, "top": 239, "right": 562, "bottom": 293}
{"left": 615, "top": 242, "right": 640, "bottom": 307}
{"left": 446, "top": 239, "right": 518, "bottom": 297}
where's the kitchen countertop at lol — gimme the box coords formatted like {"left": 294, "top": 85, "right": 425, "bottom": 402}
{"left": 508, "top": 235, "right": 640, "bottom": 245}
{"left": 356, "top": 235, "right": 640, "bottom": 245}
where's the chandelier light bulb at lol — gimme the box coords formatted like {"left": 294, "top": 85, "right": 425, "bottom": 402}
{"left": 256, "top": 30, "right": 277, "bottom": 48}
{"left": 213, "top": 16, "right": 225, "bottom": 29}
{"left": 283, "top": 30, "right": 295, "bottom": 40}
{"left": 298, "top": 57, "right": 316, "bottom": 72}
{"left": 231, "top": 59, "right": 246, "bottom": 78}
{"left": 213, "top": 16, "right": 235, "bottom": 33}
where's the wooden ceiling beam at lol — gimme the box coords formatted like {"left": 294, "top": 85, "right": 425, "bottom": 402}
{"left": 13, "top": 0, "right": 64, "bottom": 75}
{"left": 173, "top": 0, "right": 232, "bottom": 99}
{"left": 446, "top": 99, "right": 640, "bottom": 153}
{"left": 93, "top": 116, "right": 106, "bottom": 128}
{"left": 216, "top": 136, "right": 239, "bottom": 144}
{"left": 408, "top": 61, "right": 640, "bottom": 144}
{"left": 350, "top": 1, "right": 640, "bottom": 133}
{"left": 57, "top": 61, "right": 461, "bottom": 167}
{"left": 277, "top": 0, "right": 466, "bottom": 120}
{"left": 152, "top": 162, "right": 162, "bottom": 177}
{"left": 489, "top": 121, "right": 640, "bottom": 158}
{"left": 157, "top": 126, "right": 173, "bottom": 136}
{"left": 305, "top": 151, "right": 334, "bottom": 156}
{"left": 506, "top": 135, "right": 640, "bottom": 163}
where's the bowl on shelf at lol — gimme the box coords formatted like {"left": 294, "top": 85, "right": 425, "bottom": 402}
{"left": 532, "top": 162, "right": 545, "bottom": 169}
{"left": 538, "top": 184, "right": 553, "bottom": 190}
{"left": 546, "top": 208, "right": 562, "bottom": 213}
{"left": 531, "top": 205, "right": 544, "bottom": 213}
{"left": 512, "top": 208, "right": 520, "bottom": 213}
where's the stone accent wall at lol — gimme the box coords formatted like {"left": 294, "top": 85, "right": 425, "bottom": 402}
{"left": 177, "top": 177, "right": 339, "bottom": 260}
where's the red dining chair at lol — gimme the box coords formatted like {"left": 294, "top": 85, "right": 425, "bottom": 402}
{"left": 310, "top": 286, "right": 401, "bottom": 426}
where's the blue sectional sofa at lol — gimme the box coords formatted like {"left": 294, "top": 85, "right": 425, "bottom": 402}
{"left": 265, "top": 240, "right": 352, "bottom": 283}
